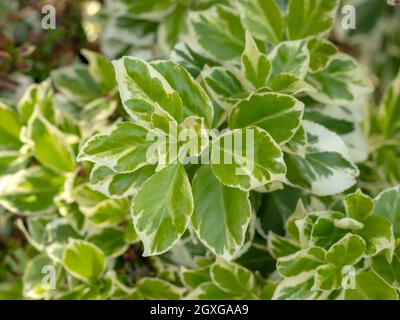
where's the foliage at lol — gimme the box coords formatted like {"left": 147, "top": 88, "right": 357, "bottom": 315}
{"left": 0, "top": 0, "right": 399, "bottom": 300}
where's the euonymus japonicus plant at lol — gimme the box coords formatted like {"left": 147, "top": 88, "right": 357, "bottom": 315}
{"left": 78, "top": 0, "right": 372, "bottom": 260}
{"left": 0, "top": 0, "right": 399, "bottom": 300}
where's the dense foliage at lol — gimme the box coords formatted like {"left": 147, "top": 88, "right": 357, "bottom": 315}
{"left": 0, "top": 0, "right": 400, "bottom": 300}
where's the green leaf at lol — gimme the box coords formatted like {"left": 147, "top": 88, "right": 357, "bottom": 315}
{"left": 0, "top": 101, "right": 22, "bottom": 151}
{"left": 268, "top": 231, "right": 300, "bottom": 259}
{"left": 28, "top": 114, "right": 76, "bottom": 173}
{"left": 269, "top": 73, "right": 316, "bottom": 95}
{"left": 308, "top": 38, "right": 337, "bottom": 72}
{"left": 112, "top": 56, "right": 183, "bottom": 123}
{"left": 310, "top": 213, "right": 348, "bottom": 248}
{"left": 277, "top": 247, "right": 326, "bottom": 277}
{"left": 136, "top": 278, "right": 183, "bottom": 300}
{"left": 125, "top": 0, "right": 176, "bottom": 21}
{"left": 373, "top": 187, "right": 400, "bottom": 237}
{"left": 81, "top": 49, "right": 116, "bottom": 93}
{"left": 78, "top": 122, "right": 155, "bottom": 173}
{"left": 344, "top": 190, "right": 374, "bottom": 221}
{"left": 63, "top": 240, "right": 106, "bottom": 283}
{"left": 0, "top": 167, "right": 64, "bottom": 214}
{"left": 325, "top": 234, "right": 366, "bottom": 267}
{"left": 190, "top": 5, "right": 245, "bottom": 61}
{"left": 241, "top": 32, "right": 271, "bottom": 88}
{"left": 211, "top": 128, "right": 286, "bottom": 191}
{"left": 202, "top": 66, "right": 247, "bottom": 110}
{"left": 151, "top": 60, "right": 214, "bottom": 128}
{"left": 306, "top": 55, "right": 373, "bottom": 105}
{"left": 287, "top": 0, "right": 339, "bottom": 40}
{"left": 236, "top": 0, "right": 284, "bottom": 44}
{"left": 379, "top": 72, "right": 400, "bottom": 137}
{"left": 23, "top": 255, "right": 54, "bottom": 299}
{"left": 273, "top": 272, "right": 326, "bottom": 300}
{"left": 372, "top": 248, "right": 400, "bottom": 289}
{"left": 191, "top": 165, "right": 251, "bottom": 260}
{"left": 131, "top": 164, "right": 193, "bottom": 256}
{"left": 356, "top": 215, "right": 395, "bottom": 258}
{"left": 90, "top": 164, "right": 155, "bottom": 198}
{"left": 157, "top": 6, "right": 187, "bottom": 53}
{"left": 229, "top": 92, "right": 304, "bottom": 144}
{"left": 52, "top": 65, "right": 101, "bottom": 105}
{"left": 181, "top": 266, "right": 211, "bottom": 289}
{"left": 345, "top": 271, "right": 398, "bottom": 300}
{"left": 284, "top": 120, "right": 359, "bottom": 196}
{"left": 269, "top": 40, "right": 310, "bottom": 80}
{"left": 88, "top": 227, "right": 129, "bottom": 258}
{"left": 210, "top": 259, "right": 255, "bottom": 297}
{"left": 313, "top": 264, "right": 341, "bottom": 291}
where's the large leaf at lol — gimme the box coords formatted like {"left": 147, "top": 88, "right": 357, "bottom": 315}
{"left": 236, "top": 0, "right": 284, "bottom": 44}
{"left": 190, "top": 5, "right": 245, "bottom": 61}
{"left": 78, "top": 122, "right": 155, "bottom": 173}
{"left": 151, "top": 60, "right": 214, "bottom": 128}
{"left": 112, "top": 56, "right": 183, "bottom": 123}
{"left": 191, "top": 165, "right": 251, "bottom": 260}
{"left": 229, "top": 92, "right": 304, "bottom": 144}
{"left": 211, "top": 127, "right": 286, "bottom": 191}
{"left": 284, "top": 120, "right": 358, "bottom": 196}
{"left": 287, "top": 0, "right": 339, "bottom": 40}
{"left": 131, "top": 164, "right": 193, "bottom": 256}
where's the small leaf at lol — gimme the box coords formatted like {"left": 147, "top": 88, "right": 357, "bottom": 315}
{"left": 343, "top": 190, "right": 374, "bottom": 221}
{"left": 313, "top": 264, "right": 341, "bottom": 291}
{"left": 308, "top": 38, "right": 337, "bottom": 72}
{"left": 241, "top": 32, "right": 271, "bottom": 88}
{"left": 269, "top": 40, "right": 310, "bottom": 80}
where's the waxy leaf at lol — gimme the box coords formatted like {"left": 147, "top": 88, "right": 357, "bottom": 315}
{"left": 191, "top": 165, "right": 251, "bottom": 260}
{"left": 131, "top": 164, "right": 193, "bottom": 256}
{"left": 190, "top": 5, "right": 245, "bottom": 61}
{"left": 211, "top": 127, "right": 286, "bottom": 191}
{"left": 78, "top": 122, "right": 155, "bottom": 173}
{"left": 63, "top": 240, "right": 106, "bottom": 283}
{"left": 229, "top": 92, "right": 304, "bottom": 144}
{"left": 287, "top": 0, "right": 339, "bottom": 40}
{"left": 236, "top": 0, "right": 284, "bottom": 44}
